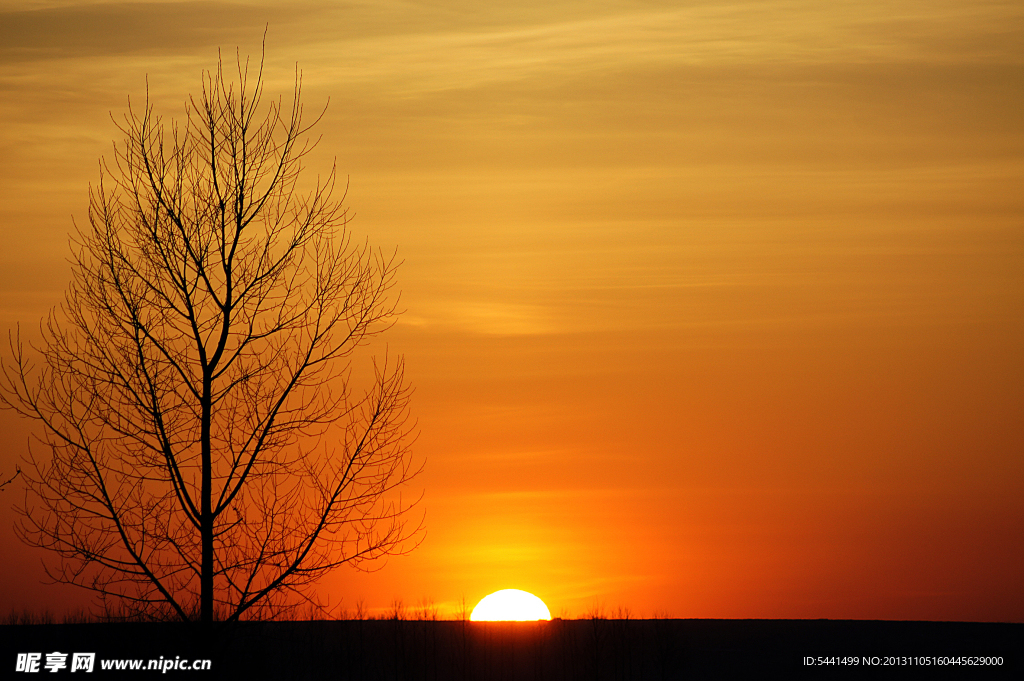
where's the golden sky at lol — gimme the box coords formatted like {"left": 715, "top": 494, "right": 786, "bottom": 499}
{"left": 1, "top": 0, "right": 1022, "bottom": 621}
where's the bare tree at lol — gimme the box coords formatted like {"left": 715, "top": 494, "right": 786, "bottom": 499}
{"left": 0, "top": 53, "right": 420, "bottom": 623}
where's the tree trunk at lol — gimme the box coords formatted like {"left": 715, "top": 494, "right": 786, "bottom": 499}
{"left": 200, "top": 375, "right": 214, "bottom": 623}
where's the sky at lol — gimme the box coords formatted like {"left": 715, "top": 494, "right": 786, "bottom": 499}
{"left": 0, "top": 0, "right": 1022, "bottom": 622}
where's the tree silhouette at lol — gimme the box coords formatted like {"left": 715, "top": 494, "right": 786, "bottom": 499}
{"left": 0, "top": 465, "right": 20, "bottom": 491}
{"left": 0, "top": 53, "right": 419, "bottom": 623}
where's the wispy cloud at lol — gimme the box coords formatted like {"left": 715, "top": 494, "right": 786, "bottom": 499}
{"left": 292, "top": 0, "right": 1024, "bottom": 95}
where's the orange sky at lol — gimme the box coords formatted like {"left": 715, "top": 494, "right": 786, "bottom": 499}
{"left": 1, "top": 1, "right": 1022, "bottom": 622}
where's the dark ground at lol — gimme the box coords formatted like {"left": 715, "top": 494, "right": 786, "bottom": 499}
{"left": 2, "top": 619, "right": 1020, "bottom": 679}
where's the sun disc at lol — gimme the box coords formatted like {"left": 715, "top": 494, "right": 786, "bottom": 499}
{"left": 470, "top": 589, "right": 551, "bottom": 621}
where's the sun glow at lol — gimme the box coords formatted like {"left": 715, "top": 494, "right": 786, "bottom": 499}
{"left": 470, "top": 589, "right": 552, "bottom": 621}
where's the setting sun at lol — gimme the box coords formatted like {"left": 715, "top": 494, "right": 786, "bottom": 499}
{"left": 470, "top": 589, "right": 552, "bottom": 621}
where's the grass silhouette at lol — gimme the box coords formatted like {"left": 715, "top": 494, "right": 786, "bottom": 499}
{"left": 3, "top": 603, "right": 1020, "bottom": 679}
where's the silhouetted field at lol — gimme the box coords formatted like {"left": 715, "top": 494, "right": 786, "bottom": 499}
{"left": 3, "top": 618, "right": 1020, "bottom": 679}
